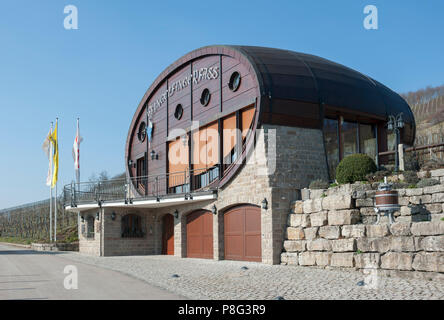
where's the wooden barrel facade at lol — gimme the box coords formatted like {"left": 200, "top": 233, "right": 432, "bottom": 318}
{"left": 375, "top": 190, "right": 399, "bottom": 211}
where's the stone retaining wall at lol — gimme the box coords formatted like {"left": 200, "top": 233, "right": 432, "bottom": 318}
{"left": 31, "top": 242, "right": 79, "bottom": 252}
{"left": 281, "top": 169, "right": 444, "bottom": 280}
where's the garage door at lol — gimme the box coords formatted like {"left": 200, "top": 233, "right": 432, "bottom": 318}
{"left": 162, "top": 214, "right": 174, "bottom": 255}
{"left": 186, "top": 210, "right": 213, "bottom": 259}
{"left": 224, "top": 205, "right": 261, "bottom": 262}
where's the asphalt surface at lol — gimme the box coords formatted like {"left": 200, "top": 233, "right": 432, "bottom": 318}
{"left": 0, "top": 243, "right": 185, "bottom": 300}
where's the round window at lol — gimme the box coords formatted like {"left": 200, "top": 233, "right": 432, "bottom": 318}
{"left": 228, "top": 71, "right": 241, "bottom": 92}
{"left": 174, "top": 104, "right": 183, "bottom": 120}
{"left": 138, "top": 121, "right": 146, "bottom": 142}
{"left": 200, "top": 88, "right": 211, "bottom": 106}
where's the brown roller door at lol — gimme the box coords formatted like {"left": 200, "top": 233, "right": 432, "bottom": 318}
{"left": 224, "top": 205, "right": 261, "bottom": 262}
{"left": 186, "top": 210, "right": 213, "bottom": 259}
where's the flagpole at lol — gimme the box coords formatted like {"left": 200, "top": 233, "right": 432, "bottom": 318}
{"left": 49, "top": 122, "right": 53, "bottom": 243}
{"left": 54, "top": 117, "right": 58, "bottom": 243}
{"left": 77, "top": 118, "right": 80, "bottom": 190}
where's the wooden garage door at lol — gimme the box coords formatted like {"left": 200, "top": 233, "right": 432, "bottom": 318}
{"left": 162, "top": 214, "right": 174, "bottom": 255}
{"left": 224, "top": 205, "right": 261, "bottom": 262}
{"left": 186, "top": 210, "right": 213, "bottom": 259}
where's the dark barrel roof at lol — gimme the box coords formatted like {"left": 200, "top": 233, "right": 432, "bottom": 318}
{"left": 228, "top": 45, "right": 415, "bottom": 143}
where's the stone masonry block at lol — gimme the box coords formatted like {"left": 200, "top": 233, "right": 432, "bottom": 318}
{"left": 331, "top": 238, "right": 356, "bottom": 252}
{"left": 381, "top": 252, "right": 413, "bottom": 271}
{"left": 314, "top": 252, "right": 332, "bottom": 266}
{"left": 306, "top": 238, "right": 332, "bottom": 251}
{"left": 412, "top": 252, "right": 444, "bottom": 272}
{"left": 411, "top": 221, "right": 444, "bottom": 236}
{"left": 281, "top": 252, "right": 299, "bottom": 265}
{"left": 431, "top": 168, "right": 444, "bottom": 177}
{"left": 409, "top": 195, "right": 432, "bottom": 205}
{"left": 283, "top": 240, "right": 306, "bottom": 252}
{"left": 415, "top": 236, "right": 444, "bottom": 252}
{"left": 423, "top": 184, "right": 444, "bottom": 194}
{"left": 330, "top": 253, "right": 355, "bottom": 267}
{"left": 292, "top": 201, "right": 304, "bottom": 214}
{"left": 322, "top": 195, "right": 353, "bottom": 211}
{"left": 389, "top": 222, "right": 411, "bottom": 236}
{"left": 357, "top": 237, "right": 391, "bottom": 253}
{"left": 303, "top": 198, "right": 323, "bottom": 214}
{"left": 304, "top": 227, "right": 318, "bottom": 240}
{"left": 355, "top": 198, "right": 373, "bottom": 207}
{"left": 390, "top": 237, "right": 416, "bottom": 252}
{"left": 319, "top": 226, "right": 340, "bottom": 239}
{"left": 288, "top": 214, "right": 311, "bottom": 228}
{"left": 287, "top": 227, "right": 305, "bottom": 240}
{"left": 432, "top": 193, "right": 444, "bottom": 203}
{"left": 354, "top": 253, "right": 380, "bottom": 269}
{"left": 366, "top": 224, "right": 390, "bottom": 237}
{"left": 298, "top": 252, "right": 316, "bottom": 266}
{"left": 341, "top": 225, "right": 366, "bottom": 238}
{"left": 328, "top": 209, "right": 360, "bottom": 225}
{"left": 310, "top": 211, "right": 328, "bottom": 227}
{"left": 405, "top": 188, "right": 423, "bottom": 196}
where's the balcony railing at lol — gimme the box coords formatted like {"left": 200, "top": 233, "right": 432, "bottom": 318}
{"left": 63, "top": 167, "right": 219, "bottom": 208}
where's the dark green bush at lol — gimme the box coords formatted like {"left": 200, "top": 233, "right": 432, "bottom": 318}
{"left": 416, "top": 178, "right": 440, "bottom": 188}
{"left": 402, "top": 170, "right": 419, "bottom": 184}
{"left": 309, "top": 179, "right": 329, "bottom": 189}
{"left": 336, "top": 154, "right": 377, "bottom": 184}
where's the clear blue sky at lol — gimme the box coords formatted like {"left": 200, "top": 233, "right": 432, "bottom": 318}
{"left": 0, "top": 0, "right": 443, "bottom": 209}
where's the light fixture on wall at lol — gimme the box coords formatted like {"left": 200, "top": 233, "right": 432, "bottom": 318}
{"left": 96, "top": 212, "right": 100, "bottom": 220}
{"left": 261, "top": 198, "right": 268, "bottom": 210}
{"left": 81, "top": 216, "right": 84, "bottom": 223}
{"left": 174, "top": 209, "right": 179, "bottom": 219}
{"left": 111, "top": 212, "right": 116, "bottom": 221}
{"left": 211, "top": 204, "right": 217, "bottom": 215}
{"left": 150, "top": 150, "right": 158, "bottom": 160}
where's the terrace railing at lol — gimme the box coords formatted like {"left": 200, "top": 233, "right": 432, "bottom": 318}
{"left": 63, "top": 167, "right": 219, "bottom": 208}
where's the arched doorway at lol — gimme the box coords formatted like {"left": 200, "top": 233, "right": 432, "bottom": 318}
{"left": 162, "top": 214, "right": 174, "bottom": 255}
{"left": 186, "top": 210, "right": 213, "bottom": 259}
{"left": 224, "top": 205, "right": 261, "bottom": 262}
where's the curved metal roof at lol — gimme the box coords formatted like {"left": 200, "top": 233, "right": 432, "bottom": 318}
{"left": 232, "top": 46, "right": 414, "bottom": 119}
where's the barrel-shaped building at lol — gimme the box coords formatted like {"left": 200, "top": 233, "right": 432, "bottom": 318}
{"left": 68, "top": 45, "right": 415, "bottom": 263}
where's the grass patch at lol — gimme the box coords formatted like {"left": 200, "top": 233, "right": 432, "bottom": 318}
{"left": 0, "top": 237, "right": 32, "bottom": 245}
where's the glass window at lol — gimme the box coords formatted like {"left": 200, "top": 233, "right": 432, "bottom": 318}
{"left": 323, "top": 118, "right": 339, "bottom": 180}
{"left": 359, "top": 124, "right": 377, "bottom": 161}
{"left": 341, "top": 121, "right": 358, "bottom": 158}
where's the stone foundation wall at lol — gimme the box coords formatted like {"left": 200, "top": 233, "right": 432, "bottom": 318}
{"left": 281, "top": 169, "right": 444, "bottom": 280}
{"left": 31, "top": 242, "right": 79, "bottom": 252}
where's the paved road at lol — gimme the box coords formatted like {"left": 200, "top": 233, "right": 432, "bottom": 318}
{"left": 60, "top": 251, "right": 444, "bottom": 300}
{"left": 0, "top": 243, "right": 185, "bottom": 300}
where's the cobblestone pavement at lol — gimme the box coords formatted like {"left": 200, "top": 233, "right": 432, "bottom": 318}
{"left": 59, "top": 253, "right": 444, "bottom": 300}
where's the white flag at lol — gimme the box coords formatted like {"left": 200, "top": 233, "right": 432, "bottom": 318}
{"left": 42, "top": 129, "right": 53, "bottom": 186}
{"left": 72, "top": 121, "right": 83, "bottom": 183}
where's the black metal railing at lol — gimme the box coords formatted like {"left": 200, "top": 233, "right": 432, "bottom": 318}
{"left": 63, "top": 167, "right": 219, "bottom": 208}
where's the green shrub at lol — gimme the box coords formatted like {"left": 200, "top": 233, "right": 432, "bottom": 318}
{"left": 336, "top": 154, "right": 377, "bottom": 184}
{"left": 416, "top": 178, "right": 440, "bottom": 188}
{"left": 402, "top": 170, "right": 419, "bottom": 184}
{"left": 309, "top": 179, "right": 329, "bottom": 189}
{"left": 366, "top": 170, "right": 391, "bottom": 183}
{"left": 329, "top": 182, "right": 338, "bottom": 188}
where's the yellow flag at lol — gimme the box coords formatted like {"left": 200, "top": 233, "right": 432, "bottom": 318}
{"left": 49, "top": 122, "right": 59, "bottom": 188}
